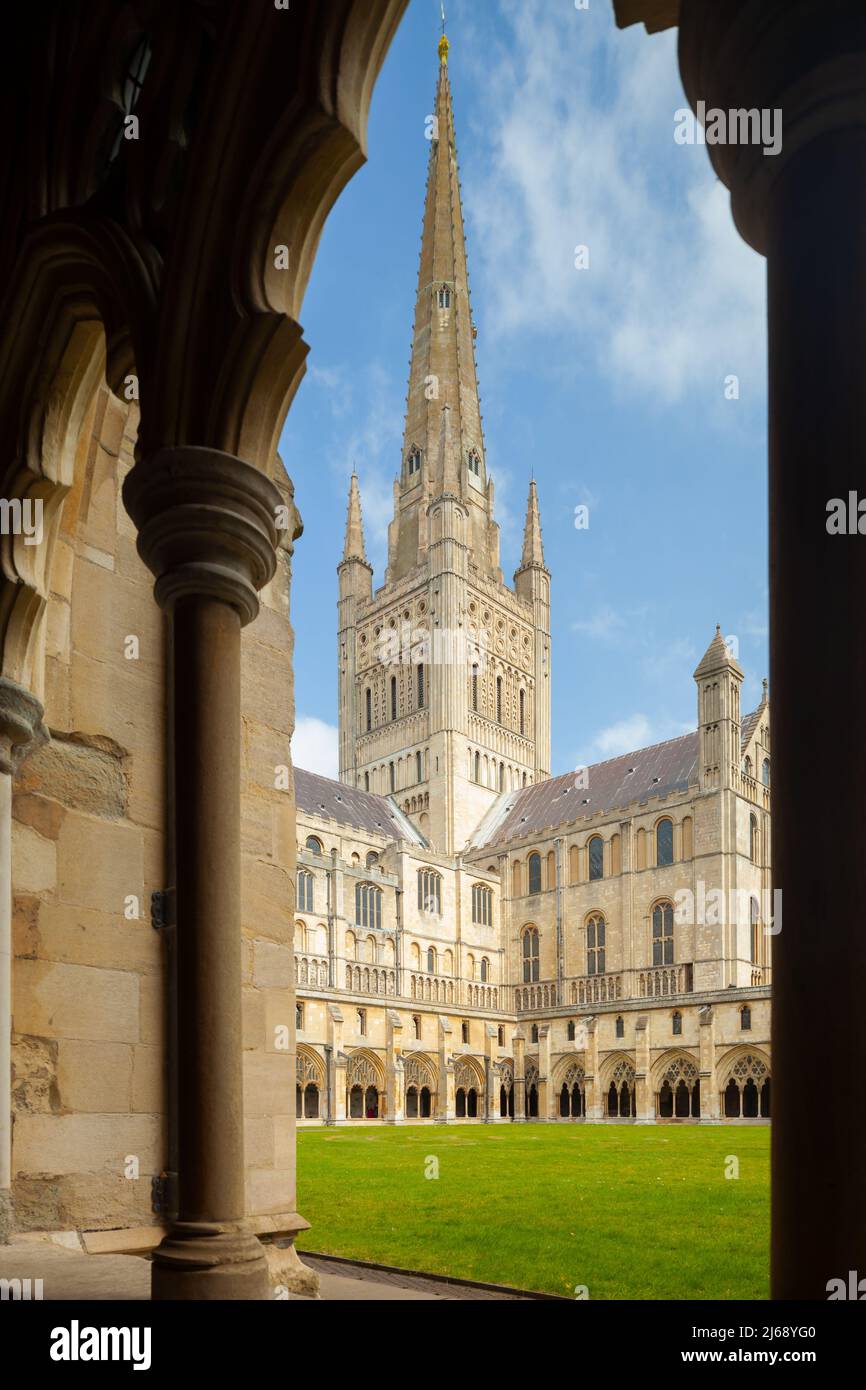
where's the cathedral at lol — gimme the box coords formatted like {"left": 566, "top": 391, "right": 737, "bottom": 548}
{"left": 293, "top": 34, "right": 772, "bottom": 1128}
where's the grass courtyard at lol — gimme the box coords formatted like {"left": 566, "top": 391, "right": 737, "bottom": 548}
{"left": 296, "top": 1123, "right": 770, "bottom": 1300}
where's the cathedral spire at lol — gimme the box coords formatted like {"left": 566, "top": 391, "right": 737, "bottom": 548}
{"left": 342, "top": 471, "right": 367, "bottom": 563}
{"left": 518, "top": 479, "right": 546, "bottom": 570}
{"left": 399, "top": 30, "right": 485, "bottom": 507}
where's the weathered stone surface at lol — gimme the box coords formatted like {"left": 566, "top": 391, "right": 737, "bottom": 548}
{"left": 11, "top": 1035, "right": 60, "bottom": 1115}
{"left": 12, "top": 793, "right": 65, "bottom": 840}
{"left": 263, "top": 1240, "right": 319, "bottom": 1297}
{"left": 17, "top": 735, "right": 127, "bottom": 820}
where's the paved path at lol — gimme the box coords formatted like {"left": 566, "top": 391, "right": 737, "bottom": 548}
{"left": 0, "top": 1242, "right": 533, "bottom": 1301}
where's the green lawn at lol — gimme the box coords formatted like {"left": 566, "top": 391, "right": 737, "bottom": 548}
{"left": 297, "top": 1124, "right": 770, "bottom": 1299}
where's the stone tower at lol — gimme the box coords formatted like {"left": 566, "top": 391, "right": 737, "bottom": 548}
{"left": 337, "top": 30, "right": 551, "bottom": 853}
{"left": 694, "top": 625, "right": 743, "bottom": 790}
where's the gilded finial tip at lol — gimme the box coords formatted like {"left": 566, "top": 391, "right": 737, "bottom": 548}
{"left": 438, "top": 33, "right": 449, "bottom": 63}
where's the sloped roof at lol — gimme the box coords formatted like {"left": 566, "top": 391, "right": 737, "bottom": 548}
{"left": 740, "top": 709, "right": 761, "bottom": 751}
{"left": 294, "top": 767, "right": 427, "bottom": 845}
{"left": 469, "top": 732, "right": 700, "bottom": 850}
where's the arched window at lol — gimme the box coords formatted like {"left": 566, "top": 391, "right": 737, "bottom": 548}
{"left": 530, "top": 1024, "right": 539, "bottom": 1043}
{"left": 355, "top": 882, "right": 382, "bottom": 931}
{"left": 615, "top": 1015, "right": 624, "bottom": 1039}
{"left": 389, "top": 761, "right": 395, "bottom": 792}
{"left": 472, "top": 884, "right": 493, "bottom": 926}
{"left": 364, "top": 771, "right": 369, "bottom": 792}
{"left": 413, "top": 1014, "right": 421, "bottom": 1040}
{"left": 750, "top": 896, "right": 760, "bottom": 965}
{"left": 762, "top": 758, "right": 770, "bottom": 787}
{"left": 567, "top": 1021, "right": 576, "bottom": 1041}
{"left": 365, "top": 687, "right": 372, "bottom": 732}
{"left": 418, "top": 868, "right": 442, "bottom": 915}
{"left": 496, "top": 675, "right": 502, "bottom": 723}
{"left": 743, "top": 754, "right": 752, "bottom": 777}
{"left": 366, "top": 851, "right": 379, "bottom": 869}
{"left": 471, "top": 663, "right": 479, "bottom": 712}
{"left": 522, "top": 927, "right": 539, "bottom": 983}
{"left": 417, "top": 663, "right": 425, "bottom": 708}
{"left": 106, "top": 35, "right": 153, "bottom": 166}
{"left": 474, "top": 750, "right": 480, "bottom": 782}
{"left": 426, "top": 947, "right": 436, "bottom": 974}
{"left": 519, "top": 688, "right": 525, "bottom": 735}
{"left": 586, "top": 913, "right": 605, "bottom": 975}
{"left": 437, "top": 285, "right": 451, "bottom": 309}
{"left": 480, "top": 957, "right": 489, "bottom": 983}
{"left": 390, "top": 676, "right": 397, "bottom": 721}
{"left": 588, "top": 836, "right": 604, "bottom": 881}
{"left": 652, "top": 901, "right": 675, "bottom": 966}
{"left": 750, "top": 814, "right": 759, "bottom": 863}
{"left": 468, "top": 450, "right": 481, "bottom": 477}
{"left": 740, "top": 1005, "right": 752, "bottom": 1031}
{"left": 415, "top": 750, "right": 422, "bottom": 783}
{"left": 656, "top": 818, "right": 674, "bottom": 867}
{"left": 407, "top": 447, "right": 421, "bottom": 477}
{"left": 672, "top": 1010, "right": 682, "bottom": 1035}
{"left": 297, "top": 869, "right": 314, "bottom": 913}
{"left": 499, "top": 761, "right": 505, "bottom": 791}
{"left": 527, "top": 852, "right": 542, "bottom": 895}
{"left": 305, "top": 836, "right": 323, "bottom": 855}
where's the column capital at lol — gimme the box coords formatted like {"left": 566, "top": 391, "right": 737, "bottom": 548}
{"left": 0, "top": 676, "right": 48, "bottom": 776}
{"left": 679, "top": 0, "right": 866, "bottom": 252}
{"left": 123, "top": 447, "right": 284, "bottom": 626}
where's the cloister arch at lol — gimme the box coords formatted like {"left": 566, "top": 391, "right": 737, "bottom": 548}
{"left": 403, "top": 1052, "right": 437, "bottom": 1119}
{"left": 554, "top": 1057, "right": 586, "bottom": 1119}
{"left": 454, "top": 1056, "right": 484, "bottom": 1119}
{"left": 346, "top": 1048, "right": 385, "bottom": 1120}
{"left": 653, "top": 1050, "right": 701, "bottom": 1120}
{"left": 295, "top": 1045, "right": 325, "bottom": 1120}
{"left": 600, "top": 1052, "right": 636, "bottom": 1119}
{"left": 717, "top": 1046, "right": 771, "bottom": 1119}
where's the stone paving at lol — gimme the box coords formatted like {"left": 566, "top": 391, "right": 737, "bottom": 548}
{"left": 0, "top": 1241, "right": 533, "bottom": 1302}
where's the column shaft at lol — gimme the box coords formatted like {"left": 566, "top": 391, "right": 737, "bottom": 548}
{"left": 767, "top": 130, "right": 866, "bottom": 1297}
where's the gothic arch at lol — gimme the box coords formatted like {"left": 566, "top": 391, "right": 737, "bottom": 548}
{"left": 652, "top": 1048, "right": 701, "bottom": 1120}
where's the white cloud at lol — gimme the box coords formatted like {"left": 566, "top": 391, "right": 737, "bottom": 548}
{"left": 307, "top": 359, "right": 402, "bottom": 572}
{"left": 292, "top": 716, "right": 339, "bottom": 779}
{"left": 592, "top": 714, "right": 655, "bottom": 758}
{"left": 572, "top": 605, "right": 628, "bottom": 641}
{"left": 576, "top": 710, "right": 694, "bottom": 766}
{"left": 463, "top": 2, "right": 766, "bottom": 405}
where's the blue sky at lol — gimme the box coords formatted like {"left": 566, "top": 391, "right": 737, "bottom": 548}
{"left": 283, "top": 0, "right": 769, "bottom": 780}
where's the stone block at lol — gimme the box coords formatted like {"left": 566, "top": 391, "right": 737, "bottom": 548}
{"left": 13, "top": 959, "right": 139, "bottom": 1043}
{"left": 57, "top": 1040, "right": 132, "bottom": 1113}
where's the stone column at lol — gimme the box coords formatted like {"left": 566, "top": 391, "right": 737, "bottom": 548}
{"left": 698, "top": 1005, "right": 719, "bottom": 1123}
{"left": 538, "top": 1024, "right": 551, "bottom": 1120}
{"left": 0, "top": 679, "right": 47, "bottom": 1241}
{"left": 328, "top": 1005, "right": 346, "bottom": 1122}
{"left": 438, "top": 1016, "right": 454, "bottom": 1122}
{"left": 385, "top": 1010, "right": 402, "bottom": 1124}
{"left": 513, "top": 1028, "right": 526, "bottom": 1122}
{"left": 633, "top": 1014, "right": 653, "bottom": 1124}
{"left": 679, "top": 0, "right": 866, "bottom": 1297}
{"left": 482, "top": 1023, "right": 498, "bottom": 1123}
{"left": 124, "top": 446, "right": 281, "bottom": 1299}
{"left": 583, "top": 1016, "right": 602, "bottom": 1121}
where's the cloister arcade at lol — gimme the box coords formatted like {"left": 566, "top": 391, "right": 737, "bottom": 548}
{"left": 297, "top": 1044, "right": 771, "bottom": 1125}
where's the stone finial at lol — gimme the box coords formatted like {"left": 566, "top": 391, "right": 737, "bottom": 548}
{"left": 518, "top": 478, "right": 545, "bottom": 569}
{"left": 342, "top": 472, "right": 367, "bottom": 562}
